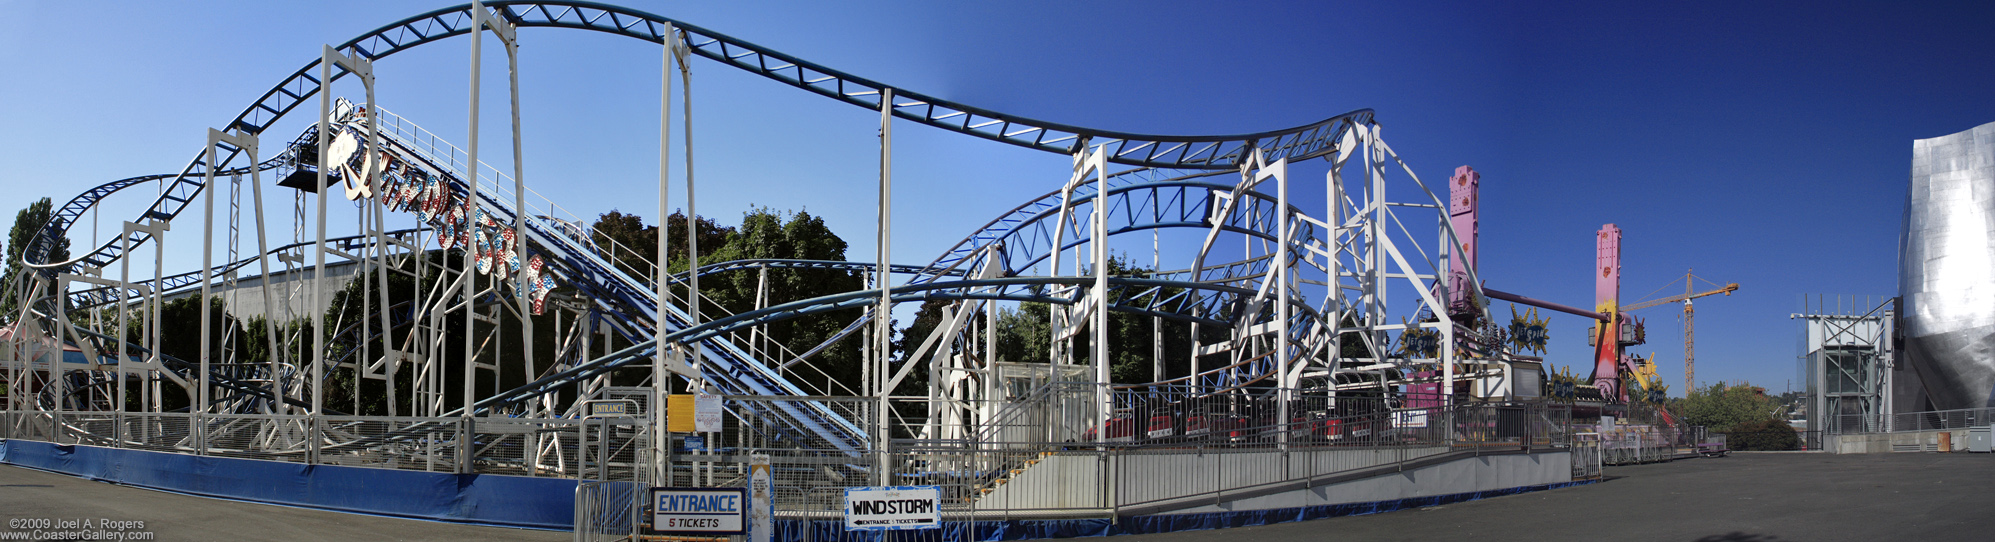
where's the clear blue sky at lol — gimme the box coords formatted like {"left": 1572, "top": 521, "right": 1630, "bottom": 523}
{"left": 3, "top": 0, "right": 1991, "bottom": 395}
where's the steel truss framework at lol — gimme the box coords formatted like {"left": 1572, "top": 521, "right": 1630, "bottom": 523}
{"left": 5, "top": 1, "right": 1522, "bottom": 481}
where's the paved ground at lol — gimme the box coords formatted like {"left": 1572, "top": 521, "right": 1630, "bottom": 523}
{"left": 0, "top": 464, "right": 565, "bottom": 542}
{"left": 4, "top": 452, "right": 1989, "bottom": 541}
{"left": 1118, "top": 452, "right": 1995, "bottom": 542}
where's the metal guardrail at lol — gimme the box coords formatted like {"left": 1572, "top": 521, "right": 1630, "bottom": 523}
{"left": 1889, "top": 407, "right": 1995, "bottom": 433}
{"left": 1813, "top": 407, "right": 1995, "bottom": 436}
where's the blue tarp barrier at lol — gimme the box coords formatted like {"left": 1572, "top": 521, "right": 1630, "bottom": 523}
{"left": 3, "top": 439, "right": 1590, "bottom": 538}
{"left": 0, "top": 440, "right": 573, "bottom": 530}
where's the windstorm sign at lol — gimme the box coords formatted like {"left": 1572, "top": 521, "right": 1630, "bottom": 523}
{"left": 843, "top": 486, "right": 941, "bottom": 531}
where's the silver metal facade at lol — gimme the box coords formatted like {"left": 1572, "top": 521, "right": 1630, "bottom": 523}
{"left": 1900, "top": 120, "right": 1995, "bottom": 410}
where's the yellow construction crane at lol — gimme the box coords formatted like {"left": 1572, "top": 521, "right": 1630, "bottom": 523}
{"left": 1623, "top": 269, "right": 1739, "bottom": 395}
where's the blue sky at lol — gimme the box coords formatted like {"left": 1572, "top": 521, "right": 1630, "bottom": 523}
{"left": 3, "top": 0, "right": 1992, "bottom": 395}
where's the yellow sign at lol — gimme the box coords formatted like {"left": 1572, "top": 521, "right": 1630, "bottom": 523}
{"left": 668, "top": 394, "right": 697, "bottom": 433}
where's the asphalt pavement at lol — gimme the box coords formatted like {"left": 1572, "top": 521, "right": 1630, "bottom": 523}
{"left": 1114, "top": 452, "right": 1995, "bottom": 542}
{"left": 0, "top": 463, "right": 566, "bottom": 542}
{"left": 4, "top": 452, "right": 1989, "bottom": 541}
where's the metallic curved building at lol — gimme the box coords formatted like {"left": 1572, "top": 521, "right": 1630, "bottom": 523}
{"left": 1900, "top": 120, "right": 1995, "bottom": 411}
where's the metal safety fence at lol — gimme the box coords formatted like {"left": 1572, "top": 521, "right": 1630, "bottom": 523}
{"left": 1569, "top": 433, "right": 1602, "bottom": 480}
{"left": 575, "top": 480, "right": 642, "bottom": 542}
{"left": 1593, "top": 422, "right": 1680, "bottom": 465}
{"left": 7, "top": 386, "right": 1585, "bottom": 541}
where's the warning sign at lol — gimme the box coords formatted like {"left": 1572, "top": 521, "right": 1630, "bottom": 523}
{"left": 843, "top": 486, "right": 940, "bottom": 531}
{"left": 696, "top": 393, "right": 723, "bottom": 433}
{"left": 667, "top": 394, "right": 725, "bottom": 433}
{"left": 667, "top": 395, "right": 696, "bottom": 432}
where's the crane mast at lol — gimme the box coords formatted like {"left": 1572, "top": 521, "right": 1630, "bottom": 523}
{"left": 1685, "top": 291, "right": 1695, "bottom": 394}
{"left": 1622, "top": 269, "right": 1737, "bottom": 396}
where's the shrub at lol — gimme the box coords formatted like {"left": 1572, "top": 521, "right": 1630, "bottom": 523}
{"left": 1727, "top": 419, "right": 1800, "bottom": 451}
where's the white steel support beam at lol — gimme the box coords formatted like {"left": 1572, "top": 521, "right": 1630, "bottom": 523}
{"left": 653, "top": 21, "right": 677, "bottom": 492}
{"left": 1047, "top": 149, "right": 1078, "bottom": 370}
{"left": 204, "top": 128, "right": 257, "bottom": 424}
{"left": 675, "top": 25, "right": 699, "bottom": 397}
{"left": 1092, "top": 146, "right": 1109, "bottom": 442}
{"left": 464, "top": 1, "right": 486, "bottom": 428}
{"left": 1152, "top": 230, "right": 1163, "bottom": 383}
{"left": 119, "top": 220, "right": 171, "bottom": 417}
{"left": 1062, "top": 145, "right": 1109, "bottom": 439}
{"left": 321, "top": 43, "right": 374, "bottom": 466}
{"left": 1272, "top": 155, "right": 1293, "bottom": 388}
{"left": 459, "top": 0, "right": 514, "bottom": 472}
{"left": 501, "top": 7, "right": 533, "bottom": 416}
{"left": 364, "top": 99, "right": 396, "bottom": 416}
{"left": 246, "top": 139, "right": 281, "bottom": 415}
{"left": 875, "top": 87, "right": 894, "bottom": 483}
{"left": 151, "top": 221, "right": 165, "bottom": 413}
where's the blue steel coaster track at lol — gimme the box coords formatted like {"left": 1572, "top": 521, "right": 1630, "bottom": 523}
{"left": 17, "top": 1, "right": 1374, "bottom": 453}
{"left": 23, "top": 0, "right": 1370, "bottom": 273}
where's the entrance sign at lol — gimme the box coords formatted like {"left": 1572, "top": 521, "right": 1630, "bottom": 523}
{"left": 695, "top": 393, "right": 723, "bottom": 433}
{"left": 650, "top": 487, "right": 748, "bottom": 535}
{"left": 843, "top": 486, "right": 940, "bottom": 531}
{"left": 586, "top": 400, "right": 633, "bottom": 418}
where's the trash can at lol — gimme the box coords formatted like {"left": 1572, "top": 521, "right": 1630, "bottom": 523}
{"left": 1970, "top": 425, "right": 1992, "bottom": 453}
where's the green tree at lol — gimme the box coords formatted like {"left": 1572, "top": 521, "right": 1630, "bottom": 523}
{"left": 591, "top": 207, "right": 864, "bottom": 395}
{"left": 591, "top": 210, "right": 656, "bottom": 280}
{"left": 1671, "top": 381, "right": 1782, "bottom": 432}
{"left": 992, "top": 302, "right": 1050, "bottom": 365}
{"left": 110, "top": 295, "right": 243, "bottom": 412}
{"left": 697, "top": 208, "right": 864, "bottom": 393}
{"left": 320, "top": 255, "right": 436, "bottom": 416}
{"left": 3, "top": 197, "right": 72, "bottom": 323}
{"left": 980, "top": 254, "right": 1214, "bottom": 385}
{"left": 591, "top": 209, "right": 731, "bottom": 282}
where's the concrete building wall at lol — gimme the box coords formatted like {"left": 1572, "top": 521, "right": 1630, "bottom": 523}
{"left": 162, "top": 260, "right": 362, "bottom": 322}
{"left": 1174, "top": 452, "right": 1570, "bottom": 513}
{"left": 980, "top": 447, "right": 1569, "bottom": 514}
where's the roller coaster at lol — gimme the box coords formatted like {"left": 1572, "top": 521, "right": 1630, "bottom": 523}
{"left": 2, "top": 1, "right": 1607, "bottom": 491}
